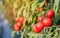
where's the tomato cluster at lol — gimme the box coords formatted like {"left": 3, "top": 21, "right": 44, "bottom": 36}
{"left": 14, "top": 16, "right": 24, "bottom": 31}
{"left": 32, "top": 9, "right": 55, "bottom": 33}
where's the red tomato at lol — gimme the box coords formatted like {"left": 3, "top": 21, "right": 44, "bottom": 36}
{"left": 14, "top": 16, "right": 24, "bottom": 24}
{"left": 32, "top": 22, "right": 44, "bottom": 33}
{"left": 36, "top": 22, "right": 44, "bottom": 32}
{"left": 14, "top": 24, "right": 20, "bottom": 31}
{"left": 14, "top": 18, "right": 20, "bottom": 22}
{"left": 19, "top": 16, "right": 24, "bottom": 24}
{"left": 37, "top": 16, "right": 44, "bottom": 22}
{"left": 42, "top": 18, "right": 52, "bottom": 27}
{"left": 15, "top": 22, "right": 22, "bottom": 27}
{"left": 32, "top": 25, "right": 39, "bottom": 33}
{"left": 14, "top": 22, "right": 22, "bottom": 31}
{"left": 45, "top": 10, "right": 55, "bottom": 18}
{"left": 36, "top": 7, "right": 44, "bottom": 12}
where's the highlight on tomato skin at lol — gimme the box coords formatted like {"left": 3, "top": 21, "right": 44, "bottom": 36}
{"left": 45, "top": 10, "right": 55, "bottom": 18}
{"left": 15, "top": 22, "right": 22, "bottom": 27}
{"left": 42, "top": 18, "right": 52, "bottom": 27}
{"left": 32, "top": 22, "right": 44, "bottom": 33}
{"left": 36, "top": 22, "right": 44, "bottom": 32}
{"left": 32, "top": 25, "right": 39, "bottom": 33}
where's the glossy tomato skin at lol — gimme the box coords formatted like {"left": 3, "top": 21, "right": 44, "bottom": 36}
{"left": 14, "top": 24, "right": 20, "bottom": 31}
{"left": 37, "top": 16, "right": 44, "bottom": 22}
{"left": 45, "top": 10, "right": 55, "bottom": 18}
{"left": 32, "top": 22, "right": 44, "bottom": 33}
{"left": 32, "top": 25, "right": 39, "bottom": 33}
{"left": 42, "top": 18, "right": 52, "bottom": 27}
{"left": 36, "top": 22, "right": 44, "bottom": 32}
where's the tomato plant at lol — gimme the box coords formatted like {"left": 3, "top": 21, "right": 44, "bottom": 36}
{"left": 3, "top": 0, "right": 60, "bottom": 38}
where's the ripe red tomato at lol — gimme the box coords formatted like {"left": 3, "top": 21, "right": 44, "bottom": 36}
{"left": 37, "top": 16, "right": 44, "bottom": 22}
{"left": 14, "top": 16, "right": 24, "bottom": 24}
{"left": 42, "top": 18, "right": 52, "bottom": 27}
{"left": 32, "top": 22, "right": 44, "bottom": 33}
{"left": 14, "top": 24, "right": 20, "bottom": 31}
{"left": 14, "top": 22, "right": 22, "bottom": 31}
{"left": 36, "top": 22, "right": 44, "bottom": 32}
{"left": 14, "top": 18, "right": 20, "bottom": 22}
{"left": 15, "top": 22, "right": 22, "bottom": 27}
{"left": 19, "top": 16, "right": 24, "bottom": 24}
{"left": 36, "top": 7, "right": 44, "bottom": 12}
{"left": 32, "top": 25, "right": 39, "bottom": 33}
{"left": 45, "top": 10, "right": 55, "bottom": 18}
